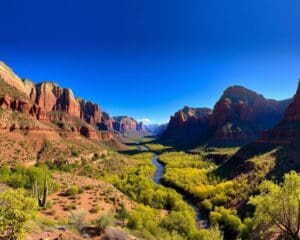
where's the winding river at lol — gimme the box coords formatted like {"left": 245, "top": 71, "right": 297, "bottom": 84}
{"left": 151, "top": 154, "right": 209, "bottom": 228}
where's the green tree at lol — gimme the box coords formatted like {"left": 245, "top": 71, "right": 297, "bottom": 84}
{"left": 0, "top": 189, "right": 37, "bottom": 240}
{"left": 249, "top": 171, "right": 300, "bottom": 240}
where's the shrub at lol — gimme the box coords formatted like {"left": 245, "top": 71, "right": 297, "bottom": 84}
{"left": 68, "top": 209, "right": 87, "bottom": 232}
{"left": 90, "top": 205, "right": 100, "bottom": 214}
{"left": 65, "top": 185, "right": 79, "bottom": 196}
{"left": 94, "top": 214, "right": 116, "bottom": 233}
{"left": 0, "top": 165, "right": 11, "bottom": 181}
{"left": 0, "top": 189, "right": 37, "bottom": 240}
{"left": 209, "top": 207, "right": 242, "bottom": 239}
{"left": 194, "top": 225, "right": 223, "bottom": 240}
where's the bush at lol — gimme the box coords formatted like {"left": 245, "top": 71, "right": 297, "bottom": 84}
{"left": 194, "top": 226, "right": 223, "bottom": 240}
{"left": 0, "top": 165, "right": 11, "bottom": 181}
{"left": 90, "top": 205, "right": 100, "bottom": 214}
{"left": 68, "top": 209, "right": 87, "bottom": 232}
{"left": 94, "top": 214, "right": 116, "bottom": 233}
{"left": 202, "top": 199, "right": 213, "bottom": 211}
{"left": 0, "top": 189, "right": 37, "bottom": 240}
{"left": 65, "top": 185, "right": 79, "bottom": 196}
{"left": 209, "top": 207, "right": 242, "bottom": 239}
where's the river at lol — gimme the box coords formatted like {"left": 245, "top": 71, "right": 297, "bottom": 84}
{"left": 151, "top": 154, "right": 209, "bottom": 228}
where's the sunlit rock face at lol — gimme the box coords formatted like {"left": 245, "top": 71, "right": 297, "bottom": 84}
{"left": 0, "top": 61, "right": 114, "bottom": 141}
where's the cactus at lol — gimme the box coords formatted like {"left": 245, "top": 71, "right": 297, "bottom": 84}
{"left": 32, "top": 169, "right": 48, "bottom": 207}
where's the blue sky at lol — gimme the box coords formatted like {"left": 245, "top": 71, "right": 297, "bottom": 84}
{"left": 1, "top": 0, "right": 300, "bottom": 124}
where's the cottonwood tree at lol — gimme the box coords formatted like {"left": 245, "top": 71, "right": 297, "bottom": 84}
{"left": 249, "top": 171, "right": 300, "bottom": 240}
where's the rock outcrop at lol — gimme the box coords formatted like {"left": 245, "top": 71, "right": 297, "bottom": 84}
{"left": 207, "top": 86, "right": 291, "bottom": 146}
{"left": 0, "top": 62, "right": 28, "bottom": 94}
{"left": 160, "top": 86, "right": 291, "bottom": 147}
{"left": 160, "top": 107, "right": 212, "bottom": 146}
{"left": 35, "top": 82, "right": 81, "bottom": 119}
{"left": 0, "top": 61, "right": 114, "bottom": 141}
{"left": 259, "top": 80, "right": 300, "bottom": 144}
{"left": 78, "top": 99, "right": 102, "bottom": 125}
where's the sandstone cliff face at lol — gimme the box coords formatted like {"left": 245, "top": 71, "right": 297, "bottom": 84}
{"left": 35, "top": 82, "right": 81, "bottom": 119}
{"left": 0, "top": 62, "right": 113, "bottom": 141}
{"left": 78, "top": 99, "right": 102, "bottom": 125}
{"left": 207, "top": 86, "right": 291, "bottom": 146}
{"left": 160, "top": 107, "right": 212, "bottom": 146}
{"left": 0, "top": 62, "right": 28, "bottom": 94}
{"left": 102, "top": 112, "right": 113, "bottom": 129}
{"left": 160, "top": 86, "right": 291, "bottom": 147}
{"left": 259, "top": 81, "right": 300, "bottom": 144}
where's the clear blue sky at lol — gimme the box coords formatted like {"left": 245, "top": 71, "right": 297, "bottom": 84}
{"left": 1, "top": 0, "right": 300, "bottom": 124}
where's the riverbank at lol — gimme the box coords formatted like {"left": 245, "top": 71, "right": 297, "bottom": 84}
{"left": 151, "top": 153, "right": 209, "bottom": 228}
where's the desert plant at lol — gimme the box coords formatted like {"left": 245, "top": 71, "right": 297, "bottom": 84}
{"left": 94, "top": 214, "right": 116, "bottom": 234}
{"left": 32, "top": 169, "right": 48, "bottom": 207}
{"left": 65, "top": 185, "right": 79, "bottom": 196}
{"left": 68, "top": 208, "right": 87, "bottom": 232}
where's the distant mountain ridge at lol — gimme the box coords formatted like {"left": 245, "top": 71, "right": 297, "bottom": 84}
{"left": 112, "top": 116, "right": 150, "bottom": 137}
{"left": 145, "top": 123, "right": 168, "bottom": 135}
{"left": 160, "top": 85, "right": 292, "bottom": 147}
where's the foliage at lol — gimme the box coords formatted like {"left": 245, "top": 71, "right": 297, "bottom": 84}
{"left": 94, "top": 214, "right": 116, "bottom": 233}
{"left": 160, "top": 210, "right": 196, "bottom": 237}
{"left": 159, "top": 151, "right": 212, "bottom": 169}
{"left": 209, "top": 207, "right": 243, "bottom": 239}
{"left": 127, "top": 205, "right": 159, "bottom": 236}
{"left": 68, "top": 208, "right": 87, "bottom": 232}
{"left": 248, "top": 171, "right": 300, "bottom": 240}
{"left": 145, "top": 144, "right": 172, "bottom": 153}
{"left": 0, "top": 164, "right": 56, "bottom": 193}
{"left": 194, "top": 225, "right": 224, "bottom": 240}
{"left": 0, "top": 189, "right": 37, "bottom": 240}
{"left": 65, "top": 185, "right": 79, "bottom": 196}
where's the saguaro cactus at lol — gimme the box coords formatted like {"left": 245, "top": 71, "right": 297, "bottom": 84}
{"left": 32, "top": 169, "right": 48, "bottom": 207}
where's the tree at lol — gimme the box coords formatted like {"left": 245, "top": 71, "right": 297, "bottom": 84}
{"left": 249, "top": 171, "right": 300, "bottom": 240}
{"left": 0, "top": 189, "right": 37, "bottom": 240}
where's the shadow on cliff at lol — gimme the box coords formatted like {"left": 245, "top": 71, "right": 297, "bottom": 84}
{"left": 215, "top": 140, "right": 300, "bottom": 180}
